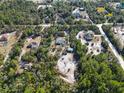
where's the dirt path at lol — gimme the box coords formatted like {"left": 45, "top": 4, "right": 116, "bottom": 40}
{"left": 4, "top": 32, "right": 22, "bottom": 62}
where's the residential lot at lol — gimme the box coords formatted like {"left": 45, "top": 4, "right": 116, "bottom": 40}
{"left": 19, "top": 36, "right": 41, "bottom": 61}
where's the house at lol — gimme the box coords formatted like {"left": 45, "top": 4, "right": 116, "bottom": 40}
{"left": 55, "top": 37, "right": 66, "bottom": 46}
{"left": 49, "top": 34, "right": 67, "bottom": 57}
{"left": 72, "top": 8, "right": 81, "bottom": 19}
{"left": 19, "top": 61, "right": 33, "bottom": 70}
{"left": 83, "top": 31, "right": 94, "bottom": 41}
{"left": 27, "top": 42, "right": 38, "bottom": 49}
{"left": 76, "top": 31, "right": 103, "bottom": 55}
{"left": 76, "top": 30, "right": 94, "bottom": 43}
{"left": 72, "top": 7, "right": 89, "bottom": 21}
{"left": 96, "top": 6, "right": 111, "bottom": 16}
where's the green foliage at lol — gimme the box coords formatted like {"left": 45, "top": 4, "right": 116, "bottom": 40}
{"left": 102, "top": 25, "right": 124, "bottom": 58}
{"left": 0, "top": 0, "right": 40, "bottom": 25}
{"left": 0, "top": 0, "right": 124, "bottom": 93}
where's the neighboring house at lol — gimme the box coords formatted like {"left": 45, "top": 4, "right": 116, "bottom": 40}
{"left": 96, "top": 3, "right": 108, "bottom": 13}
{"left": 83, "top": 31, "right": 94, "bottom": 41}
{"left": 55, "top": 37, "right": 66, "bottom": 46}
{"left": 76, "top": 31, "right": 103, "bottom": 55}
{"left": 49, "top": 32, "right": 67, "bottom": 57}
{"left": 96, "top": 5, "right": 112, "bottom": 17}
{"left": 27, "top": 42, "right": 39, "bottom": 49}
{"left": 72, "top": 7, "right": 89, "bottom": 21}
{"left": 76, "top": 31, "right": 94, "bottom": 44}
{"left": 72, "top": 8, "right": 81, "bottom": 19}
{"left": 19, "top": 61, "right": 33, "bottom": 70}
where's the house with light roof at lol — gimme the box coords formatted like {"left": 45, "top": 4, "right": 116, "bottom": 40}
{"left": 76, "top": 30, "right": 103, "bottom": 55}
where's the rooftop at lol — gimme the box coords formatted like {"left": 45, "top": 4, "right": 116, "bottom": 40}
{"left": 55, "top": 37, "right": 66, "bottom": 46}
{"left": 76, "top": 31, "right": 103, "bottom": 55}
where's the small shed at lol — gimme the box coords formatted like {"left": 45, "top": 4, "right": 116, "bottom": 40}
{"left": 67, "top": 47, "right": 74, "bottom": 53}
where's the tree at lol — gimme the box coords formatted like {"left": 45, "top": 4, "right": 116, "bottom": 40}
{"left": 36, "top": 86, "right": 46, "bottom": 93}
{"left": 24, "top": 86, "right": 35, "bottom": 93}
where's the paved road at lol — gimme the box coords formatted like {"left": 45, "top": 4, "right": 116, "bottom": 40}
{"left": 97, "top": 24, "right": 124, "bottom": 70}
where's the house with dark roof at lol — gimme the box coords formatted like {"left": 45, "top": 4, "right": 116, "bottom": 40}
{"left": 72, "top": 7, "right": 89, "bottom": 21}
{"left": 27, "top": 42, "right": 39, "bottom": 49}
{"left": 19, "top": 61, "right": 33, "bottom": 70}
{"left": 76, "top": 31, "right": 103, "bottom": 55}
{"left": 83, "top": 31, "right": 94, "bottom": 41}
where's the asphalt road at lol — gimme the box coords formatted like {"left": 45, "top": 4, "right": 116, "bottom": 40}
{"left": 97, "top": 24, "right": 124, "bottom": 70}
